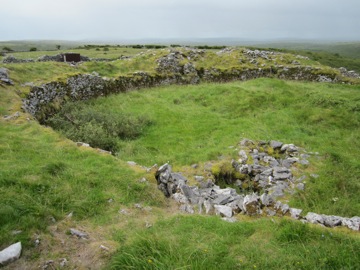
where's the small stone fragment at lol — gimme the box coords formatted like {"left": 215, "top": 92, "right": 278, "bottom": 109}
{"left": 70, "top": 228, "right": 89, "bottom": 239}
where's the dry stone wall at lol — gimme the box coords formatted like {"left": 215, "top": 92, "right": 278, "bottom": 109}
{"left": 155, "top": 139, "right": 360, "bottom": 231}
{"left": 22, "top": 49, "right": 357, "bottom": 122}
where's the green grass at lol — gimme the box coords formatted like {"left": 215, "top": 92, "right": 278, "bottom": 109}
{"left": 1, "top": 45, "right": 360, "bottom": 269}
{"left": 110, "top": 216, "right": 360, "bottom": 270}
{"left": 0, "top": 118, "right": 162, "bottom": 247}
{"left": 50, "top": 79, "right": 360, "bottom": 217}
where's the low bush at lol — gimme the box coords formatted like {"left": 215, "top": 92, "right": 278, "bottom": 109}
{"left": 46, "top": 101, "right": 152, "bottom": 152}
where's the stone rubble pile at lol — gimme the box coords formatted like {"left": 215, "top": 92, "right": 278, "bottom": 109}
{"left": 339, "top": 67, "right": 360, "bottom": 79}
{"left": 155, "top": 139, "right": 359, "bottom": 231}
{"left": 243, "top": 49, "right": 281, "bottom": 60}
{"left": 2, "top": 54, "right": 90, "bottom": 64}
{"left": 156, "top": 51, "right": 185, "bottom": 74}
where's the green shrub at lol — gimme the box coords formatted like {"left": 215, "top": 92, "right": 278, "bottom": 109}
{"left": 46, "top": 102, "right": 152, "bottom": 153}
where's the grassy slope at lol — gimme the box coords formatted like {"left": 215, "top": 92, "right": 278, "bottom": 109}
{"left": 64, "top": 79, "right": 360, "bottom": 217}
{"left": 1, "top": 47, "right": 360, "bottom": 269}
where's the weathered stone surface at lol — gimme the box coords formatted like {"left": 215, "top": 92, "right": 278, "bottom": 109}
{"left": 273, "top": 167, "right": 292, "bottom": 180}
{"left": 214, "top": 205, "right": 233, "bottom": 218}
{"left": 203, "top": 200, "right": 212, "bottom": 214}
{"left": 305, "top": 212, "right": 324, "bottom": 225}
{"left": 289, "top": 208, "right": 302, "bottom": 219}
{"left": 212, "top": 194, "right": 233, "bottom": 205}
{"left": 180, "top": 185, "right": 199, "bottom": 204}
{"left": 243, "top": 194, "right": 260, "bottom": 215}
{"left": 322, "top": 215, "right": 343, "bottom": 227}
{"left": 282, "top": 158, "right": 298, "bottom": 168}
{"left": 0, "top": 242, "right": 22, "bottom": 266}
{"left": 342, "top": 217, "right": 360, "bottom": 231}
{"left": 238, "top": 150, "right": 248, "bottom": 164}
{"left": 260, "top": 193, "right": 274, "bottom": 206}
{"left": 70, "top": 228, "right": 89, "bottom": 239}
{"left": 270, "top": 140, "right": 283, "bottom": 149}
{"left": 179, "top": 204, "right": 194, "bottom": 214}
{"left": 296, "top": 183, "right": 305, "bottom": 191}
{"left": 172, "top": 193, "right": 188, "bottom": 204}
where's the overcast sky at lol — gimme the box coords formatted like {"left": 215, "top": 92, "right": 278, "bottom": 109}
{"left": 0, "top": 0, "right": 359, "bottom": 41}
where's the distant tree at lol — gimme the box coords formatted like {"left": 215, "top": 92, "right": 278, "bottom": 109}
{"left": 2, "top": 46, "right": 13, "bottom": 52}
{"left": 56, "top": 45, "right": 61, "bottom": 50}
{"left": 29, "top": 47, "right": 37, "bottom": 52}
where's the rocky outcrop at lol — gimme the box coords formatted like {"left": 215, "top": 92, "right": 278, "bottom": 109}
{"left": 154, "top": 139, "right": 359, "bottom": 231}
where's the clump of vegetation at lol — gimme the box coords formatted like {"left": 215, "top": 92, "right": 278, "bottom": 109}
{"left": 29, "top": 47, "right": 37, "bottom": 52}
{"left": 46, "top": 101, "right": 152, "bottom": 152}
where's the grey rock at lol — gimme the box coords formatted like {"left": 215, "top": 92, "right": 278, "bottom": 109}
{"left": 0, "top": 242, "right": 22, "bottom": 266}
{"left": 269, "top": 159, "right": 280, "bottom": 167}
{"left": 243, "top": 194, "right": 260, "bottom": 215}
{"left": 3, "top": 112, "right": 20, "bottom": 121}
{"left": 212, "top": 194, "right": 233, "bottom": 205}
{"left": 172, "top": 193, "right": 189, "bottom": 204}
{"left": 289, "top": 208, "right": 302, "bottom": 219}
{"left": 180, "top": 185, "right": 199, "bottom": 204}
{"left": 322, "top": 215, "right": 343, "bottom": 227}
{"left": 259, "top": 168, "right": 273, "bottom": 181}
{"left": 305, "top": 212, "right": 324, "bottom": 225}
{"left": 251, "top": 164, "right": 267, "bottom": 175}
{"left": 280, "top": 203, "right": 290, "bottom": 214}
{"left": 214, "top": 205, "right": 233, "bottom": 218}
{"left": 273, "top": 167, "right": 292, "bottom": 180}
{"left": 70, "top": 228, "right": 89, "bottom": 239}
{"left": 342, "top": 217, "right": 360, "bottom": 231}
{"left": 300, "top": 153, "right": 310, "bottom": 159}
{"left": 203, "top": 200, "right": 212, "bottom": 214}
{"left": 282, "top": 158, "right": 298, "bottom": 168}
{"left": 266, "top": 209, "right": 277, "bottom": 216}
{"left": 260, "top": 193, "right": 274, "bottom": 206}
{"left": 238, "top": 164, "right": 251, "bottom": 174}
{"left": 240, "top": 138, "right": 254, "bottom": 147}
{"left": 310, "top": 174, "right": 319, "bottom": 179}
{"left": 171, "top": 173, "right": 187, "bottom": 186}
{"left": 269, "top": 181, "right": 289, "bottom": 196}
{"left": 238, "top": 150, "right": 248, "bottom": 163}
{"left": 270, "top": 140, "right": 283, "bottom": 149}
{"left": 179, "top": 204, "right": 194, "bottom": 214}
{"left": 299, "top": 159, "right": 310, "bottom": 166}
{"left": 296, "top": 175, "right": 307, "bottom": 183}
{"left": 59, "top": 258, "right": 68, "bottom": 267}
{"left": 281, "top": 144, "right": 298, "bottom": 153}
{"left": 127, "top": 161, "right": 137, "bottom": 166}
{"left": 296, "top": 183, "right": 305, "bottom": 191}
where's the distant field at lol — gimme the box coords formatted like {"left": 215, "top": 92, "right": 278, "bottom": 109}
{"left": 252, "top": 42, "right": 360, "bottom": 73}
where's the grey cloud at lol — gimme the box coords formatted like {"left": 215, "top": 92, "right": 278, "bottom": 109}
{"left": 0, "top": 0, "right": 359, "bottom": 41}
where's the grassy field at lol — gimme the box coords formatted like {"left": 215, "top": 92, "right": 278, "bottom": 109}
{"left": 1, "top": 45, "right": 360, "bottom": 269}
